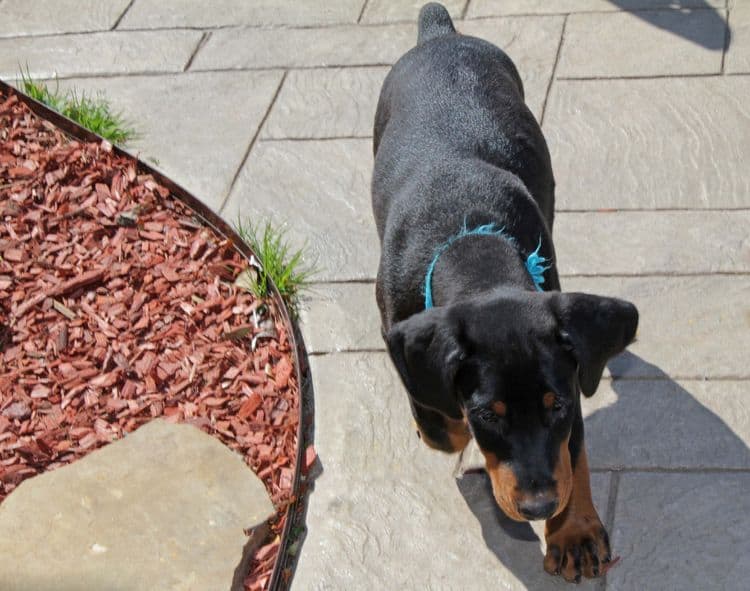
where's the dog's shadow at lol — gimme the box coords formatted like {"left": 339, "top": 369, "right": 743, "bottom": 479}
{"left": 606, "top": 0, "right": 729, "bottom": 51}
{"left": 456, "top": 351, "right": 750, "bottom": 588}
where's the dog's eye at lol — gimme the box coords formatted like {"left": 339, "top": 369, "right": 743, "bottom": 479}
{"left": 551, "top": 397, "right": 571, "bottom": 417}
{"left": 556, "top": 330, "right": 575, "bottom": 353}
{"left": 474, "top": 408, "right": 500, "bottom": 424}
{"left": 543, "top": 392, "right": 568, "bottom": 414}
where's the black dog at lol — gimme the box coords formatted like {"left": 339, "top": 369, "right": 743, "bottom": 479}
{"left": 371, "top": 3, "right": 638, "bottom": 583}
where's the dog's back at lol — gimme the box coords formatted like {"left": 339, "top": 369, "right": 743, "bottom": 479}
{"left": 372, "top": 4, "right": 556, "bottom": 326}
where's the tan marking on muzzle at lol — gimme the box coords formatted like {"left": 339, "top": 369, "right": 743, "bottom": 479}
{"left": 482, "top": 435, "right": 573, "bottom": 522}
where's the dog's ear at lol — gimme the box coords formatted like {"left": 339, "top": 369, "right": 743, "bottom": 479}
{"left": 387, "top": 308, "right": 464, "bottom": 419}
{"left": 552, "top": 292, "right": 638, "bottom": 397}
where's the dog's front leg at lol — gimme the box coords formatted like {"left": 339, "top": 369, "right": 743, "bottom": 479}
{"left": 543, "top": 445, "right": 613, "bottom": 583}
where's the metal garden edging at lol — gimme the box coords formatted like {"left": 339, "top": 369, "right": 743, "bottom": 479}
{"left": 0, "top": 78, "right": 308, "bottom": 591}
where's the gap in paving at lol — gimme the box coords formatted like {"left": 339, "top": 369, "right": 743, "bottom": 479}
{"left": 218, "top": 70, "right": 288, "bottom": 213}
{"left": 599, "top": 472, "right": 620, "bottom": 591}
{"left": 308, "top": 271, "right": 750, "bottom": 286}
{"left": 721, "top": 2, "right": 732, "bottom": 73}
{"left": 356, "top": 0, "right": 369, "bottom": 24}
{"left": 305, "top": 349, "right": 750, "bottom": 383}
{"left": 15, "top": 64, "right": 749, "bottom": 82}
{"left": 111, "top": 0, "right": 136, "bottom": 30}
{"left": 539, "top": 14, "right": 567, "bottom": 127}
{"left": 183, "top": 31, "right": 210, "bottom": 71}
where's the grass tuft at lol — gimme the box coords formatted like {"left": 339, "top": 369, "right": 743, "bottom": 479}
{"left": 19, "top": 69, "right": 136, "bottom": 144}
{"left": 235, "top": 218, "right": 316, "bottom": 313}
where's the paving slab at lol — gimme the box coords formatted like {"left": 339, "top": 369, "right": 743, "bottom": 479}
{"left": 390, "top": 375, "right": 750, "bottom": 472}
{"left": 726, "top": 0, "right": 750, "bottom": 73}
{"left": 299, "top": 283, "right": 382, "bottom": 353}
{"left": 558, "top": 9, "right": 726, "bottom": 78}
{"left": 192, "top": 15, "right": 561, "bottom": 107}
{"left": 467, "top": 0, "right": 724, "bottom": 17}
{"left": 0, "top": 420, "right": 273, "bottom": 591}
{"left": 262, "top": 16, "right": 560, "bottom": 139}
{"left": 0, "top": 30, "right": 203, "bottom": 79}
{"left": 544, "top": 77, "right": 750, "bottom": 210}
{"left": 0, "top": 0, "right": 130, "bottom": 37}
{"left": 293, "top": 352, "right": 611, "bottom": 590}
{"left": 554, "top": 211, "right": 750, "bottom": 275}
{"left": 119, "top": 0, "right": 364, "bottom": 29}
{"left": 298, "top": 275, "right": 750, "bottom": 382}
{"left": 609, "top": 472, "right": 750, "bottom": 590}
{"left": 361, "top": 0, "right": 466, "bottom": 24}
{"left": 566, "top": 276, "right": 750, "bottom": 380}
{"left": 583, "top": 379, "right": 750, "bottom": 469}
{"left": 262, "top": 67, "right": 388, "bottom": 139}
{"left": 191, "top": 23, "right": 415, "bottom": 70}
{"left": 222, "top": 139, "right": 379, "bottom": 282}
{"left": 45, "top": 70, "right": 283, "bottom": 211}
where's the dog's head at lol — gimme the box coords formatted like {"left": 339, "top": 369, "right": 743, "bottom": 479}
{"left": 387, "top": 290, "right": 638, "bottom": 521}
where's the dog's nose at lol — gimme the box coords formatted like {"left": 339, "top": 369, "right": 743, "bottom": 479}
{"left": 517, "top": 493, "right": 558, "bottom": 520}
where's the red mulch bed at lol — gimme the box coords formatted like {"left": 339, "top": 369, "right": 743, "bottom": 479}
{"left": 0, "top": 88, "right": 299, "bottom": 590}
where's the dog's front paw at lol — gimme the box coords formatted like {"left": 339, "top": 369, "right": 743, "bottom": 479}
{"left": 543, "top": 511, "right": 614, "bottom": 583}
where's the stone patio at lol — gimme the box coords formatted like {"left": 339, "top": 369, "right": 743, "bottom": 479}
{"left": 2, "top": 0, "right": 749, "bottom": 589}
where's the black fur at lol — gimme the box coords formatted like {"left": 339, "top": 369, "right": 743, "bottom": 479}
{"left": 372, "top": 3, "right": 638, "bottom": 508}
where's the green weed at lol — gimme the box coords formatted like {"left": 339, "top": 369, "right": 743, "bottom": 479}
{"left": 19, "top": 69, "right": 136, "bottom": 144}
{"left": 235, "top": 218, "right": 317, "bottom": 313}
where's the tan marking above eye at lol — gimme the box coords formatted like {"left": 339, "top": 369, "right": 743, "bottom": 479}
{"left": 543, "top": 392, "right": 557, "bottom": 410}
{"left": 491, "top": 400, "right": 507, "bottom": 417}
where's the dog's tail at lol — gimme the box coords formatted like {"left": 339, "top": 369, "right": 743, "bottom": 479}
{"left": 417, "top": 3, "right": 456, "bottom": 46}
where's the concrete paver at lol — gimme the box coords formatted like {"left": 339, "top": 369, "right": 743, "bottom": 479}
{"left": 558, "top": 9, "right": 726, "bottom": 78}
{"left": 262, "top": 67, "right": 388, "bottom": 139}
{"left": 610, "top": 472, "right": 750, "bottom": 590}
{"left": 726, "top": 0, "right": 750, "bottom": 73}
{"left": 555, "top": 211, "right": 750, "bottom": 275}
{"left": 0, "top": 0, "right": 131, "bottom": 37}
{"left": 119, "top": 0, "right": 365, "bottom": 29}
{"left": 544, "top": 77, "right": 750, "bottom": 209}
{"left": 191, "top": 23, "right": 415, "bottom": 70}
{"left": 567, "top": 276, "right": 750, "bottom": 380}
{"left": 468, "top": 0, "right": 724, "bottom": 17}
{"left": 222, "top": 138, "right": 379, "bottom": 282}
{"left": 299, "top": 283, "right": 382, "bottom": 353}
{"left": 583, "top": 379, "right": 750, "bottom": 469}
{"left": 49, "top": 70, "right": 284, "bottom": 210}
{"left": 0, "top": 421, "right": 273, "bottom": 591}
{"left": 0, "top": 30, "right": 203, "bottom": 79}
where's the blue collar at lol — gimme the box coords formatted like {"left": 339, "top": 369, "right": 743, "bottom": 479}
{"left": 423, "top": 222, "right": 551, "bottom": 309}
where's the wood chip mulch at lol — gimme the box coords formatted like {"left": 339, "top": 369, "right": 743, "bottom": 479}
{"left": 0, "top": 89, "right": 300, "bottom": 590}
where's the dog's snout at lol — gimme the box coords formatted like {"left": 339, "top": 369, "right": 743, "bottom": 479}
{"left": 517, "top": 492, "right": 558, "bottom": 520}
